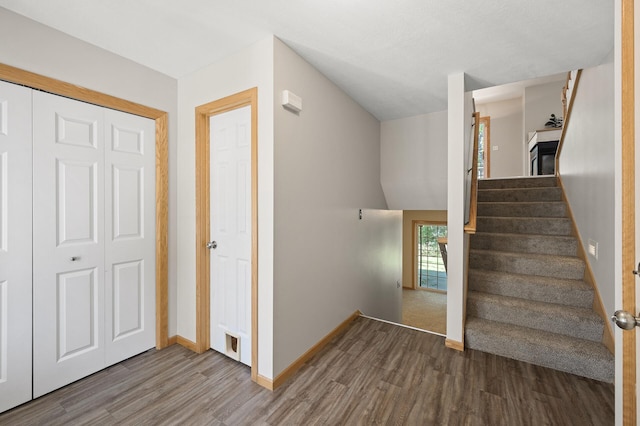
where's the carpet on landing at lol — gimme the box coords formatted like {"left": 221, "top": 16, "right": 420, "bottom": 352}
{"left": 401, "top": 289, "right": 446, "bottom": 335}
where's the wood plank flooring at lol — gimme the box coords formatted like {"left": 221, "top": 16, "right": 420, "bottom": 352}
{"left": 0, "top": 317, "right": 613, "bottom": 425}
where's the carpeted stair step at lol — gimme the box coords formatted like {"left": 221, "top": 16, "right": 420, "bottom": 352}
{"left": 478, "top": 187, "right": 563, "bottom": 203}
{"left": 468, "top": 269, "right": 594, "bottom": 308}
{"left": 469, "top": 249, "right": 585, "bottom": 280}
{"left": 471, "top": 232, "right": 577, "bottom": 256}
{"left": 477, "top": 201, "right": 567, "bottom": 218}
{"left": 476, "top": 217, "right": 572, "bottom": 236}
{"left": 467, "top": 176, "right": 613, "bottom": 383}
{"left": 467, "top": 291, "right": 603, "bottom": 341}
{"left": 465, "top": 317, "right": 614, "bottom": 383}
{"left": 478, "top": 176, "right": 558, "bottom": 190}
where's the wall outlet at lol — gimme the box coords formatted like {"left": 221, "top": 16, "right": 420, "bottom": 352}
{"left": 588, "top": 239, "right": 598, "bottom": 260}
{"left": 492, "top": 145, "right": 499, "bottom": 151}
{"left": 397, "top": 280, "right": 401, "bottom": 288}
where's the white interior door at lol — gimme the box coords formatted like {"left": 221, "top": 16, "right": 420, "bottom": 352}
{"left": 32, "top": 92, "right": 156, "bottom": 397}
{"left": 0, "top": 81, "right": 33, "bottom": 412}
{"left": 210, "top": 106, "right": 252, "bottom": 366}
{"left": 104, "top": 108, "right": 156, "bottom": 366}
{"left": 33, "top": 91, "right": 106, "bottom": 397}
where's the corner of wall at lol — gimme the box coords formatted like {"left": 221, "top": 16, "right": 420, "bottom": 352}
{"left": 446, "top": 72, "right": 467, "bottom": 345}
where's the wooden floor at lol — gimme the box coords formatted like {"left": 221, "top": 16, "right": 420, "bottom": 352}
{"left": 0, "top": 317, "right": 613, "bottom": 425}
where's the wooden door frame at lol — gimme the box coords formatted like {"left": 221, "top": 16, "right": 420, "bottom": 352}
{"left": 479, "top": 116, "right": 490, "bottom": 178}
{"left": 622, "top": 0, "right": 636, "bottom": 423}
{"left": 194, "top": 88, "right": 259, "bottom": 383}
{"left": 412, "top": 220, "right": 447, "bottom": 291}
{"left": 0, "top": 62, "right": 170, "bottom": 349}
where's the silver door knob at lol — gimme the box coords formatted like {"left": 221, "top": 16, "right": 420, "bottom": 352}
{"left": 206, "top": 241, "right": 217, "bottom": 250}
{"left": 611, "top": 310, "right": 640, "bottom": 330}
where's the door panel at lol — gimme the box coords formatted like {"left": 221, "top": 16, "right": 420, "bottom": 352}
{"left": 104, "top": 108, "right": 155, "bottom": 366}
{"left": 112, "top": 260, "right": 143, "bottom": 340}
{"left": 0, "top": 81, "right": 32, "bottom": 412}
{"left": 33, "top": 91, "right": 105, "bottom": 398}
{"left": 210, "top": 106, "right": 252, "bottom": 366}
{"left": 57, "top": 160, "right": 98, "bottom": 245}
{"left": 112, "top": 166, "right": 143, "bottom": 239}
{"left": 57, "top": 268, "right": 100, "bottom": 360}
{"left": 55, "top": 113, "right": 98, "bottom": 149}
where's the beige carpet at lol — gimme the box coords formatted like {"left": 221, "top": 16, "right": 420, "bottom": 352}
{"left": 402, "top": 289, "right": 447, "bottom": 335}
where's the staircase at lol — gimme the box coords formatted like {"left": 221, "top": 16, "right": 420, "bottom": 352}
{"left": 465, "top": 176, "right": 614, "bottom": 383}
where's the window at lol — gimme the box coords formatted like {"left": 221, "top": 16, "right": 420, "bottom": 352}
{"left": 478, "top": 116, "right": 490, "bottom": 178}
{"left": 415, "top": 223, "right": 447, "bottom": 291}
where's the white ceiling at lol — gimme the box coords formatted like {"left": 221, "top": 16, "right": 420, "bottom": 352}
{"left": 0, "top": 0, "right": 613, "bottom": 120}
{"left": 474, "top": 72, "right": 568, "bottom": 105}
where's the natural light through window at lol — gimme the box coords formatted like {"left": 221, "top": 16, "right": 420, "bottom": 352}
{"left": 415, "top": 224, "right": 447, "bottom": 292}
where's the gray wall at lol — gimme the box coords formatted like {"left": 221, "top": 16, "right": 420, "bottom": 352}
{"left": 0, "top": 7, "right": 179, "bottom": 336}
{"left": 559, "top": 62, "right": 614, "bottom": 319}
{"left": 524, "top": 80, "right": 565, "bottom": 141}
{"left": 476, "top": 98, "right": 524, "bottom": 177}
{"left": 380, "top": 111, "right": 448, "bottom": 210}
{"left": 273, "top": 38, "right": 401, "bottom": 377}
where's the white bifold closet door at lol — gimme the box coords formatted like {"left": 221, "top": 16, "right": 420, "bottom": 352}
{"left": 32, "top": 91, "right": 156, "bottom": 397}
{"left": 0, "top": 81, "right": 33, "bottom": 412}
